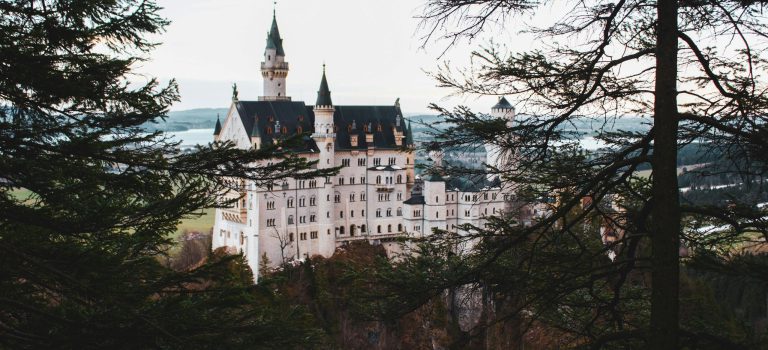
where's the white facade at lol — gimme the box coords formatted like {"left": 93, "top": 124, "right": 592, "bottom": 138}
{"left": 212, "top": 13, "right": 515, "bottom": 282}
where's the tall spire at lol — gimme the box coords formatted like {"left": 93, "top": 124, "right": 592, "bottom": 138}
{"left": 265, "top": 8, "right": 285, "bottom": 56}
{"left": 213, "top": 114, "right": 222, "bottom": 136}
{"left": 316, "top": 64, "right": 333, "bottom": 107}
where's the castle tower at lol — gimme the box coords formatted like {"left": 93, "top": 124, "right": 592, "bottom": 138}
{"left": 312, "top": 65, "right": 336, "bottom": 256}
{"left": 486, "top": 97, "right": 515, "bottom": 176}
{"left": 259, "top": 11, "right": 290, "bottom": 101}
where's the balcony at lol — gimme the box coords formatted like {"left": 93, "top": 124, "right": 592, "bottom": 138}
{"left": 261, "top": 62, "right": 289, "bottom": 70}
{"left": 375, "top": 183, "right": 395, "bottom": 192}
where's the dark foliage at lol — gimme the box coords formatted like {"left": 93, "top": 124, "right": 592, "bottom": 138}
{"left": 0, "top": 1, "right": 333, "bottom": 348}
{"left": 358, "top": 0, "right": 768, "bottom": 348}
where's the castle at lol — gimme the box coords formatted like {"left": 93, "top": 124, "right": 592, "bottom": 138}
{"left": 211, "top": 12, "right": 515, "bottom": 281}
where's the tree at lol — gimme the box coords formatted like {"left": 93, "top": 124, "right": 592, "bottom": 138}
{"left": 0, "top": 1, "right": 333, "bottom": 348}
{"left": 363, "top": 0, "right": 768, "bottom": 348}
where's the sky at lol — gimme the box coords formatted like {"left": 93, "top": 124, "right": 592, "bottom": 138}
{"left": 135, "top": 0, "right": 542, "bottom": 114}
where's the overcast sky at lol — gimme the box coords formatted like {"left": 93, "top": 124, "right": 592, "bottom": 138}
{"left": 135, "top": 0, "right": 550, "bottom": 114}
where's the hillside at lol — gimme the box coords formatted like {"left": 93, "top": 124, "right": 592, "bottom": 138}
{"left": 143, "top": 107, "right": 228, "bottom": 132}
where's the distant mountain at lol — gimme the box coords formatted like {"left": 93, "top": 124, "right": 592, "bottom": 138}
{"left": 143, "top": 108, "right": 228, "bottom": 132}
{"left": 405, "top": 114, "right": 651, "bottom": 137}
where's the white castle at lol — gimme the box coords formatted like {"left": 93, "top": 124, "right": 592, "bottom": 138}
{"left": 212, "top": 12, "right": 516, "bottom": 281}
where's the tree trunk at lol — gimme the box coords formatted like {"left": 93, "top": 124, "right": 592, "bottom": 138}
{"left": 650, "top": 0, "right": 680, "bottom": 348}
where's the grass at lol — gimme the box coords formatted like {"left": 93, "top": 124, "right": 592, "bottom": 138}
{"left": 10, "top": 187, "right": 214, "bottom": 239}
{"left": 175, "top": 207, "right": 215, "bottom": 237}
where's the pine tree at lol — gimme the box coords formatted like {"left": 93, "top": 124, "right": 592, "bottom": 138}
{"left": 361, "top": 0, "right": 768, "bottom": 348}
{"left": 0, "top": 1, "right": 332, "bottom": 348}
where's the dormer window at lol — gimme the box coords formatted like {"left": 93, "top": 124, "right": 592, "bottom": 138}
{"left": 347, "top": 124, "right": 352, "bottom": 132}
{"left": 296, "top": 126, "right": 303, "bottom": 134}
{"left": 268, "top": 116, "right": 274, "bottom": 122}
{"left": 376, "top": 123, "right": 382, "bottom": 132}
{"left": 298, "top": 115, "right": 304, "bottom": 122}
{"left": 281, "top": 126, "right": 288, "bottom": 134}
{"left": 266, "top": 127, "right": 273, "bottom": 135}
{"left": 363, "top": 124, "right": 369, "bottom": 132}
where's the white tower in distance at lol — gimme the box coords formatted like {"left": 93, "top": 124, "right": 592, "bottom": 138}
{"left": 486, "top": 97, "right": 515, "bottom": 176}
{"left": 259, "top": 10, "right": 290, "bottom": 101}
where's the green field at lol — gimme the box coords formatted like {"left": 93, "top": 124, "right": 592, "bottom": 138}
{"left": 10, "top": 187, "right": 214, "bottom": 239}
{"left": 175, "top": 208, "right": 215, "bottom": 236}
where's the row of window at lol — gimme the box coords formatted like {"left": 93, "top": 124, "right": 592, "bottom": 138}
{"left": 336, "top": 223, "right": 403, "bottom": 235}
{"left": 288, "top": 230, "right": 324, "bottom": 242}
{"left": 338, "top": 156, "right": 407, "bottom": 168}
{"left": 375, "top": 208, "right": 403, "bottom": 217}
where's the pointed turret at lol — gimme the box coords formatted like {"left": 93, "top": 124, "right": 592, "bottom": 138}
{"left": 260, "top": 10, "right": 290, "bottom": 101}
{"left": 213, "top": 114, "right": 222, "bottom": 136}
{"left": 265, "top": 12, "right": 285, "bottom": 56}
{"left": 492, "top": 96, "right": 513, "bottom": 110}
{"left": 405, "top": 120, "right": 414, "bottom": 146}
{"left": 315, "top": 64, "right": 333, "bottom": 107}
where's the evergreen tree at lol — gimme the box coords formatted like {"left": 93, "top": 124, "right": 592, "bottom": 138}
{"left": 0, "top": 1, "right": 333, "bottom": 348}
{"left": 362, "top": 0, "right": 768, "bottom": 348}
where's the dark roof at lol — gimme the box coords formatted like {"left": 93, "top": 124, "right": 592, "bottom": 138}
{"left": 213, "top": 115, "right": 222, "bottom": 136}
{"left": 492, "top": 96, "right": 513, "bottom": 110}
{"left": 316, "top": 67, "right": 332, "bottom": 106}
{"left": 403, "top": 195, "right": 425, "bottom": 205}
{"left": 445, "top": 174, "right": 501, "bottom": 192}
{"left": 234, "top": 100, "right": 317, "bottom": 152}
{"left": 423, "top": 173, "right": 445, "bottom": 182}
{"left": 334, "top": 105, "right": 406, "bottom": 150}
{"left": 233, "top": 100, "right": 406, "bottom": 151}
{"left": 265, "top": 13, "right": 285, "bottom": 56}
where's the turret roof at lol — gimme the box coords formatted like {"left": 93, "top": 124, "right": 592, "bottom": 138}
{"left": 265, "top": 12, "right": 285, "bottom": 56}
{"left": 315, "top": 65, "right": 333, "bottom": 106}
{"left": 213, "top": 114, "right": 222, "bottom": 136}
{"left": 492, "top": 96, "right": 513, "bottom": 110}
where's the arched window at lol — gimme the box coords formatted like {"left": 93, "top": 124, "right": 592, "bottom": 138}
{"left": 287, "top": 215, "right": 294, "bottom": 224}
{"left": 287, "top": 197, "right": 294, "bottom": 208}
{"left": 361, "top": 224, "right": 367, "bottom": 233}
{"left": 397, "top": 223, "right": 403, "bottom": 232}
{"left": 397, "top": 174, "right": 402, "bottom": 183}
{"left": 281, "top": 126, "right": 288, "bottom": 134}
{"left": 266, "top": 127, "right": 273, "bottom": 135}
{"left": 376, "top": 175, "right": 382, "bottom": 184}
{"left": 387, "top": 224, "right": 392, "bottom": 232}
{"left": 377, "top": 225, "right": 382, "bottom": 233}
{"left": 397, "top": 207, "right": 402, "bottom": 216}
{"left": 386, "top": 208, "right": 392, "bottom": 217}
{"left": 310, "top": 196, "right": 316, "bottom": 206}
{"left": 339, "top": 226, "right": 345, "bottom": 235}
{"left": 376, "top": 208, "right": 382, "bottom": 217}
{"left": 296, "top": 126, "right": 303, "bottom": 134}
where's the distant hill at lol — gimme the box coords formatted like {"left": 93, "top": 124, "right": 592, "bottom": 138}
{"left": 143, "top": 108, "right": 228, "bottom": 132}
